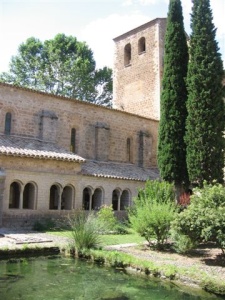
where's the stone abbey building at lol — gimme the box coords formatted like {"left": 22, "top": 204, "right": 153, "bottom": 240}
{"left": 0, "top": 18, "right": 167, "bottom": 227}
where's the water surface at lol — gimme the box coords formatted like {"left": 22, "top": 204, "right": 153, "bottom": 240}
{"left": 0, "top": 256, "right": 222, "bottom": 300}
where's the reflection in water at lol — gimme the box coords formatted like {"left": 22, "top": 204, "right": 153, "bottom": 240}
{"left": 0, "top": 256, "right": 222, "bottom": 300}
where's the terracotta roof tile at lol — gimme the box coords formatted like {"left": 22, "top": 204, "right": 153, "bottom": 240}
{"left": 81, "top": 160, "right": 159, "bottom": 182}
{"left": 0, "top": 134, "right": 85, "bottom": 162}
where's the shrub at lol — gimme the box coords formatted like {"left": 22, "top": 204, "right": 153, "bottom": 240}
{"left": 68, "top": 211, "right": 102, "bottom": 255}
{"left": 171, "top": 182, "right": 225, "bottom": 253}
{"left": 96, "top": 205, "right": 118, "bottom": 233}
{"left": 33, "top": 218, "right": 56, "bottom": 232}
{"left": 170, "top": 230, "right": 197, "bottom": 254}
{"left": 128, "top": 180, "right": 176, "bottom": 248}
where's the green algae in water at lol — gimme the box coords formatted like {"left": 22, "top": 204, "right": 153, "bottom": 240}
{"left": 0, "top": 257, "right": 222, "bottom": 300}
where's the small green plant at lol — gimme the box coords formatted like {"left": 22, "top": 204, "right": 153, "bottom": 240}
{"left": 96, "top": 205, "right": 118, "bottom": 233}
{"left": 170, "top": 230, "right": 197, "bottom": 254}
{"left": 68, "top": 210, "right": 102, "bottom": 255}
{"left": 33, "top": 218, "right": 56, "bottom": 232}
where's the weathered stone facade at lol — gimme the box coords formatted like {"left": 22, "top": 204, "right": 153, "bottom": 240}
{"left": 0, "top": 18, "right": 165, "bottom": 228}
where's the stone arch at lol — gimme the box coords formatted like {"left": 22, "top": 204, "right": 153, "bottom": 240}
{"left": 61, "top": 185, "right": 74, "bottom": 210}
{"left": 112, "top": 188, "right": 121, "bottom": 211}
{"left": 120, "top": 189, "right": 130, "bottom": 210}
{"left": 92, "top": 187, "right": 104, "bottom": 210}
{"left": 124, "top": 43, "right": 131, "bottom": 66}
{"left": 138, "top": 37, "right": 146, "bottom": 54}
{"left": 49, "top": 184, "right": 62, "bottom": 210}
{"left": 9, "top": 181, "right": 22, "bottom": 209}
{"left": 82, "top": 186, "right": 93, "bottom": 211}
{"left": 23, "top": 182, "right": 37, "bottom": 209}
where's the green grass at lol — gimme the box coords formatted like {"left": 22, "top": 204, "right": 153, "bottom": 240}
{"left": 100, "top": 232, "right": 145, "bottom": 246}
{"left": 47, "top": 229, "right": 145, "bottom": 246}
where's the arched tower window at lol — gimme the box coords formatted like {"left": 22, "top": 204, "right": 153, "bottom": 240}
{"left": 138, "top": 37, "right": 146, "bottom": 54}
{"left": 124, "top": 43, "right": 131, "bottom": 66}
{"left": 70, "top": 128, "right": 76, "bottom": 153}
{"left": 5, "top": 112, "right": 12, "bottom": 135}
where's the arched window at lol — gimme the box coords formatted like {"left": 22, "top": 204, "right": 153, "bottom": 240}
{"left": 70, "top": 128, "right": 76, "bottom": 153}
{"left": 138, "top": 37, "right": 146, "bottom": 54}
{"left": 5, "top": 112, "right": 12, "bottom": 135}
{"left": 83, "top": 187, "right": 92, "bottom": 210}
{"left": 49, "top": 185, "right": 60, "bottom": 210}
{"left": 9, "top": 182, "right": 20, "bottom": 209}
{"left": 23, "top": 183, "right": 36, "bottom": 209}
{"left": 124, "top": 43, "right": 131, "bottom": 66}
{"left": 120, "top": 190, "right": 130, "bottom": 210}
{"left": 112, "top": 189, "right": 120, "bottom": 211}
{"left": 92, "top": 188, "right": 103, "bottom": 210}
{"left": 61, "top": 185, "right": 73, "bottom": 210}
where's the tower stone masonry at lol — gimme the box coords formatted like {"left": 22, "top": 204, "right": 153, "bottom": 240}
{"left": 113, "top": 18, "right": 167, "bottom": 121}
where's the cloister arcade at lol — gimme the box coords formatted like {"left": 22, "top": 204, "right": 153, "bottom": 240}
{"left": 8, "top": 181, "right": 131, "bottom": 212}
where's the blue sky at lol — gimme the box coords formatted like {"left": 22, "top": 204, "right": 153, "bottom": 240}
{"left": 0, "top": 0, "right": 224, "bottom": 72}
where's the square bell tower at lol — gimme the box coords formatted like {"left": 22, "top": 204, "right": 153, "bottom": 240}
{"left": 113, "top": 18, "right": 167, "bottom": 121}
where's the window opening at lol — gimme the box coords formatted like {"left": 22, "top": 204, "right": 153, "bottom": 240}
{"left": 124, "top": 43, "right": 131, "bottom": 66}
{"left": 9, "top": 182, "right": 20, "bottom": 209}
{"left": 138, "top": 37, "right": 146, "bottom": 54}
{"left": 23, "top": 183, "right": 35, "bottom": 209}
{"left": 120, "top": 190, "right": 130, "bottom": 210}
{"left": 61, "top": 186, "right": 73, "bottom": 210}
{"left": 49, "top": 185, "right": 59, "bottom": 210}
{"left": 70, "top": 128, "right": 76, "bottom": 153}
{"left": 5, "top": 112, "right": 12, "bottom": 135}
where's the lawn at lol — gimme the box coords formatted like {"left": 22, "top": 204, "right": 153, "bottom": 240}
{"left": 47, "top": 229, "right": 145, "bottom": 246}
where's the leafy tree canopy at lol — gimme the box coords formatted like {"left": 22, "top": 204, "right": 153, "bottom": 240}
{"left": 0, "top": 34, "right": 112, "bottom": 107}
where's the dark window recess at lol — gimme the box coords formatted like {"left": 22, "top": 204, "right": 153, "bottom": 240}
{"left": 71, "top": 128, "right": 76, "bottom": 153}
{"left": 5, "top": 112, "right": 12, "bottom": 135}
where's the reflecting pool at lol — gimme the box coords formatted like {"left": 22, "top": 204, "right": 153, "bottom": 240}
{"left": 0, "top": 256, "right": 222, "bottom": 300}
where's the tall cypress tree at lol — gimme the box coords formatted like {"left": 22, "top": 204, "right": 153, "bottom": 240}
{"left": 158, "top": 0, "right": 189, "bottom": 190}
{"left": 185, "top": 0, "right": 224, "bottom": 186}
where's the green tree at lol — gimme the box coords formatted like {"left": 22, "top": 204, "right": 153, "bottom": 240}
{"left": 0, "top": 34, "right": 112, "bottom": 107}
{"left": 157, "top": 0, "right": 189, "bottom": 192}
{"left": 185, "top": 0, "right": 224, "bottom": 186}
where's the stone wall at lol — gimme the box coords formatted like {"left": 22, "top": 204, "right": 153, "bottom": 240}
{"left": 0, "top": 84, "right": 159, "bottom": 167}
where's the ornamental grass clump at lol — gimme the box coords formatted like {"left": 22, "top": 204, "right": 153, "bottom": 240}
{"left": 68, "top": 210, "right": 102, "bottom": 255}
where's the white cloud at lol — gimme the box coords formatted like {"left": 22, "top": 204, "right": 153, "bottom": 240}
{"left": 122, "top": 0, "right": 133, "bottom": 6}
{"left": 139, "top": 0, "right": 158, "bottom": 5}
